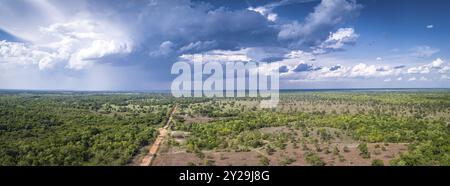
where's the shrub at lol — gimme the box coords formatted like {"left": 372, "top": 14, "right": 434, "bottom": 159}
{"left": 371, "top": 159, "right": 384, "bottom": 166}
{"left": 357, "top": 143, "right": 371, "bottom": 159}
{"left": 259, "top": 155, "right": 270, "bottom": 166}
{"left": 305, "top": 152, "right": 326, "bottom": 166}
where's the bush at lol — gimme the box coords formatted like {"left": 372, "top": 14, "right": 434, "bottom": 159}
{"left": 371, "top": 159, "right": 384, "bottom": 166}
{"left": 259, "top": 155, "right": 270, "bottom": 166}
{"left": 305, "top": 152, "right": 326, "bottom": 166}
{"left": 333, "top": 146, "right": 340, "bottom": 156}
{"left": 357, "top": 143, "right": 371, "bottom": 159}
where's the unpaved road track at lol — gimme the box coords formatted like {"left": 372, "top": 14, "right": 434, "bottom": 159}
{"left": 139, "top": 105, "right": 177, "bottom": 166}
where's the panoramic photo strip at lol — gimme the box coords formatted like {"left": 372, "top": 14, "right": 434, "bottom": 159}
{"left": 0, "top": 0, "right": 449, "bottom": 185}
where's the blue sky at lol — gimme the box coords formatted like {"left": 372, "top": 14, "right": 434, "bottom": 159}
{"left": 0, "top": 0, "right": 449, "bottom": 90}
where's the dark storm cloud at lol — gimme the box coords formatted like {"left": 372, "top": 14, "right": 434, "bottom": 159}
{"left": 329, "top": 65, "right": 341, "bottom": 71}
{"left": 394, "top": 65, "right": 406, "bottom": 69}
{"left": 293, "top": 63, "right": 322, "bottom": 72}
{"left": 279, "top": 65, "right": 290, "bottom": 73}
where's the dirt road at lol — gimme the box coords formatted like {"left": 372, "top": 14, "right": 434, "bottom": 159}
{"left": 139, "top": 105, "right": 177, "bottom": 166}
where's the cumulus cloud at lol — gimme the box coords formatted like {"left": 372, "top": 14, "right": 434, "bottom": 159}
{"left": 178, "top": 46, "right": 448, "bottom": 84}
{"left": 0, "top": 40, "right": 60, "bottom": 70}
{"left": 1, "top": 18, "right": 133, "bottom": 70}
{"left": 0, "top": 0, "right": 363, "bottom": 73}
{"left": 430, "top": 58, "right": 444, "bottom": 68}
{"left": 68, "top": 39, "right": 132, "bottom": 69}
{"left": 150, "top": 41, "right": 175, "bottom": 57}
{"left": 2, "top": 0, "right": 447, "bottom": 90}
{"left": 283, "top": 62, "right": 396, "bottom": 81}
{"left": 313, "top": 27, "right": 358, "bottom": 54}
{"left": 439, "top": 66, "right": 450, "bottom": 74}
{"left": 348, "top": 63, "right": 381, "bottom": 78}
{"left": 278, "top": 0, "right": 362, "bottom": 49}
{"left": 40, "top": 19, "right": 133, "bottom": 70}
{"left": 407, "top": 58, "right": 444, "bottom": 74}
{"left": 291, "top": 57, "right": 449, "bottom": 82}
{"left": 0, "top": 0, "right": 275, "bottom": 71}
{"left": 407, "top": 66, "right": 430, "bottom": 74}
{"left": 426, "top": 25, "right": 434, "bottom": 29}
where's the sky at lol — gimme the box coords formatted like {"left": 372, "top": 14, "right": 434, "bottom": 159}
{"left": 0, "top": 0, "right": 450, "bottom": 90}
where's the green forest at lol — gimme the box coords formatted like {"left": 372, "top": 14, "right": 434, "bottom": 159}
{"left": 0, "top": 91, "right": 172, "bottom": 165}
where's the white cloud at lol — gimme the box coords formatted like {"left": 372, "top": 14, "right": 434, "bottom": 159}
{"left": 407, "top": 66, "right": 430, "bottom": 74}
{"left": 285, "top": 62, "right": 401, "bottom": 81}
{"left": 439, "top": 66, "right": 450, "bottom": 74}
{"left": 247, "top": 0, "right": 315, "bottom": 22}
{"left": 430, "top": 58, "right": 444, "bottom": 68}
{"left": 285, "top": 50, "right": 315, "bottom": 60}
{"left": 44, "top": 20, "right": 132, "bottom": 70}
{"left": 376, "top": 57, "right": 382, "bottom": 61}
{"left": 68, "top": 39, "right": 131, "bottom": 70}
{"left": 150, "top": 41, "right": 175, "bottom": 57}
{"left": 0, "top": 19, "right": 133, "bottom": 70}
{"left": 276, "top": 54, "right": 448, "bottom": 85}
{"left": 407, "top": 58, "right": 445, "bottom": 74}
{"left": 278, "top": 0, "right": 362, "bottom": 47}
{"left": 349, "top": 63, "right": 380, "bottom": 78}
{"left": 0, "top": 40, "right": 63, "bottom": 70}
{"left": 426, "top": 25, "right": 434, "bottom": 29}
{"left": 179, "top": 40, "right": 217, "bottom": 53}
{"left": 313, "top": 27, "right": 358, "bottom": 54}
{"left": 179, "top": 48, "right": 252, "bottom": 63}
{"left": 248, "top": 6, "right": 278, "bottom": 22}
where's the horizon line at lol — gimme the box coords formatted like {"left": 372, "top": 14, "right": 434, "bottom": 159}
{"left": 1, "top": 87, "right": 450, "bottom": 93}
